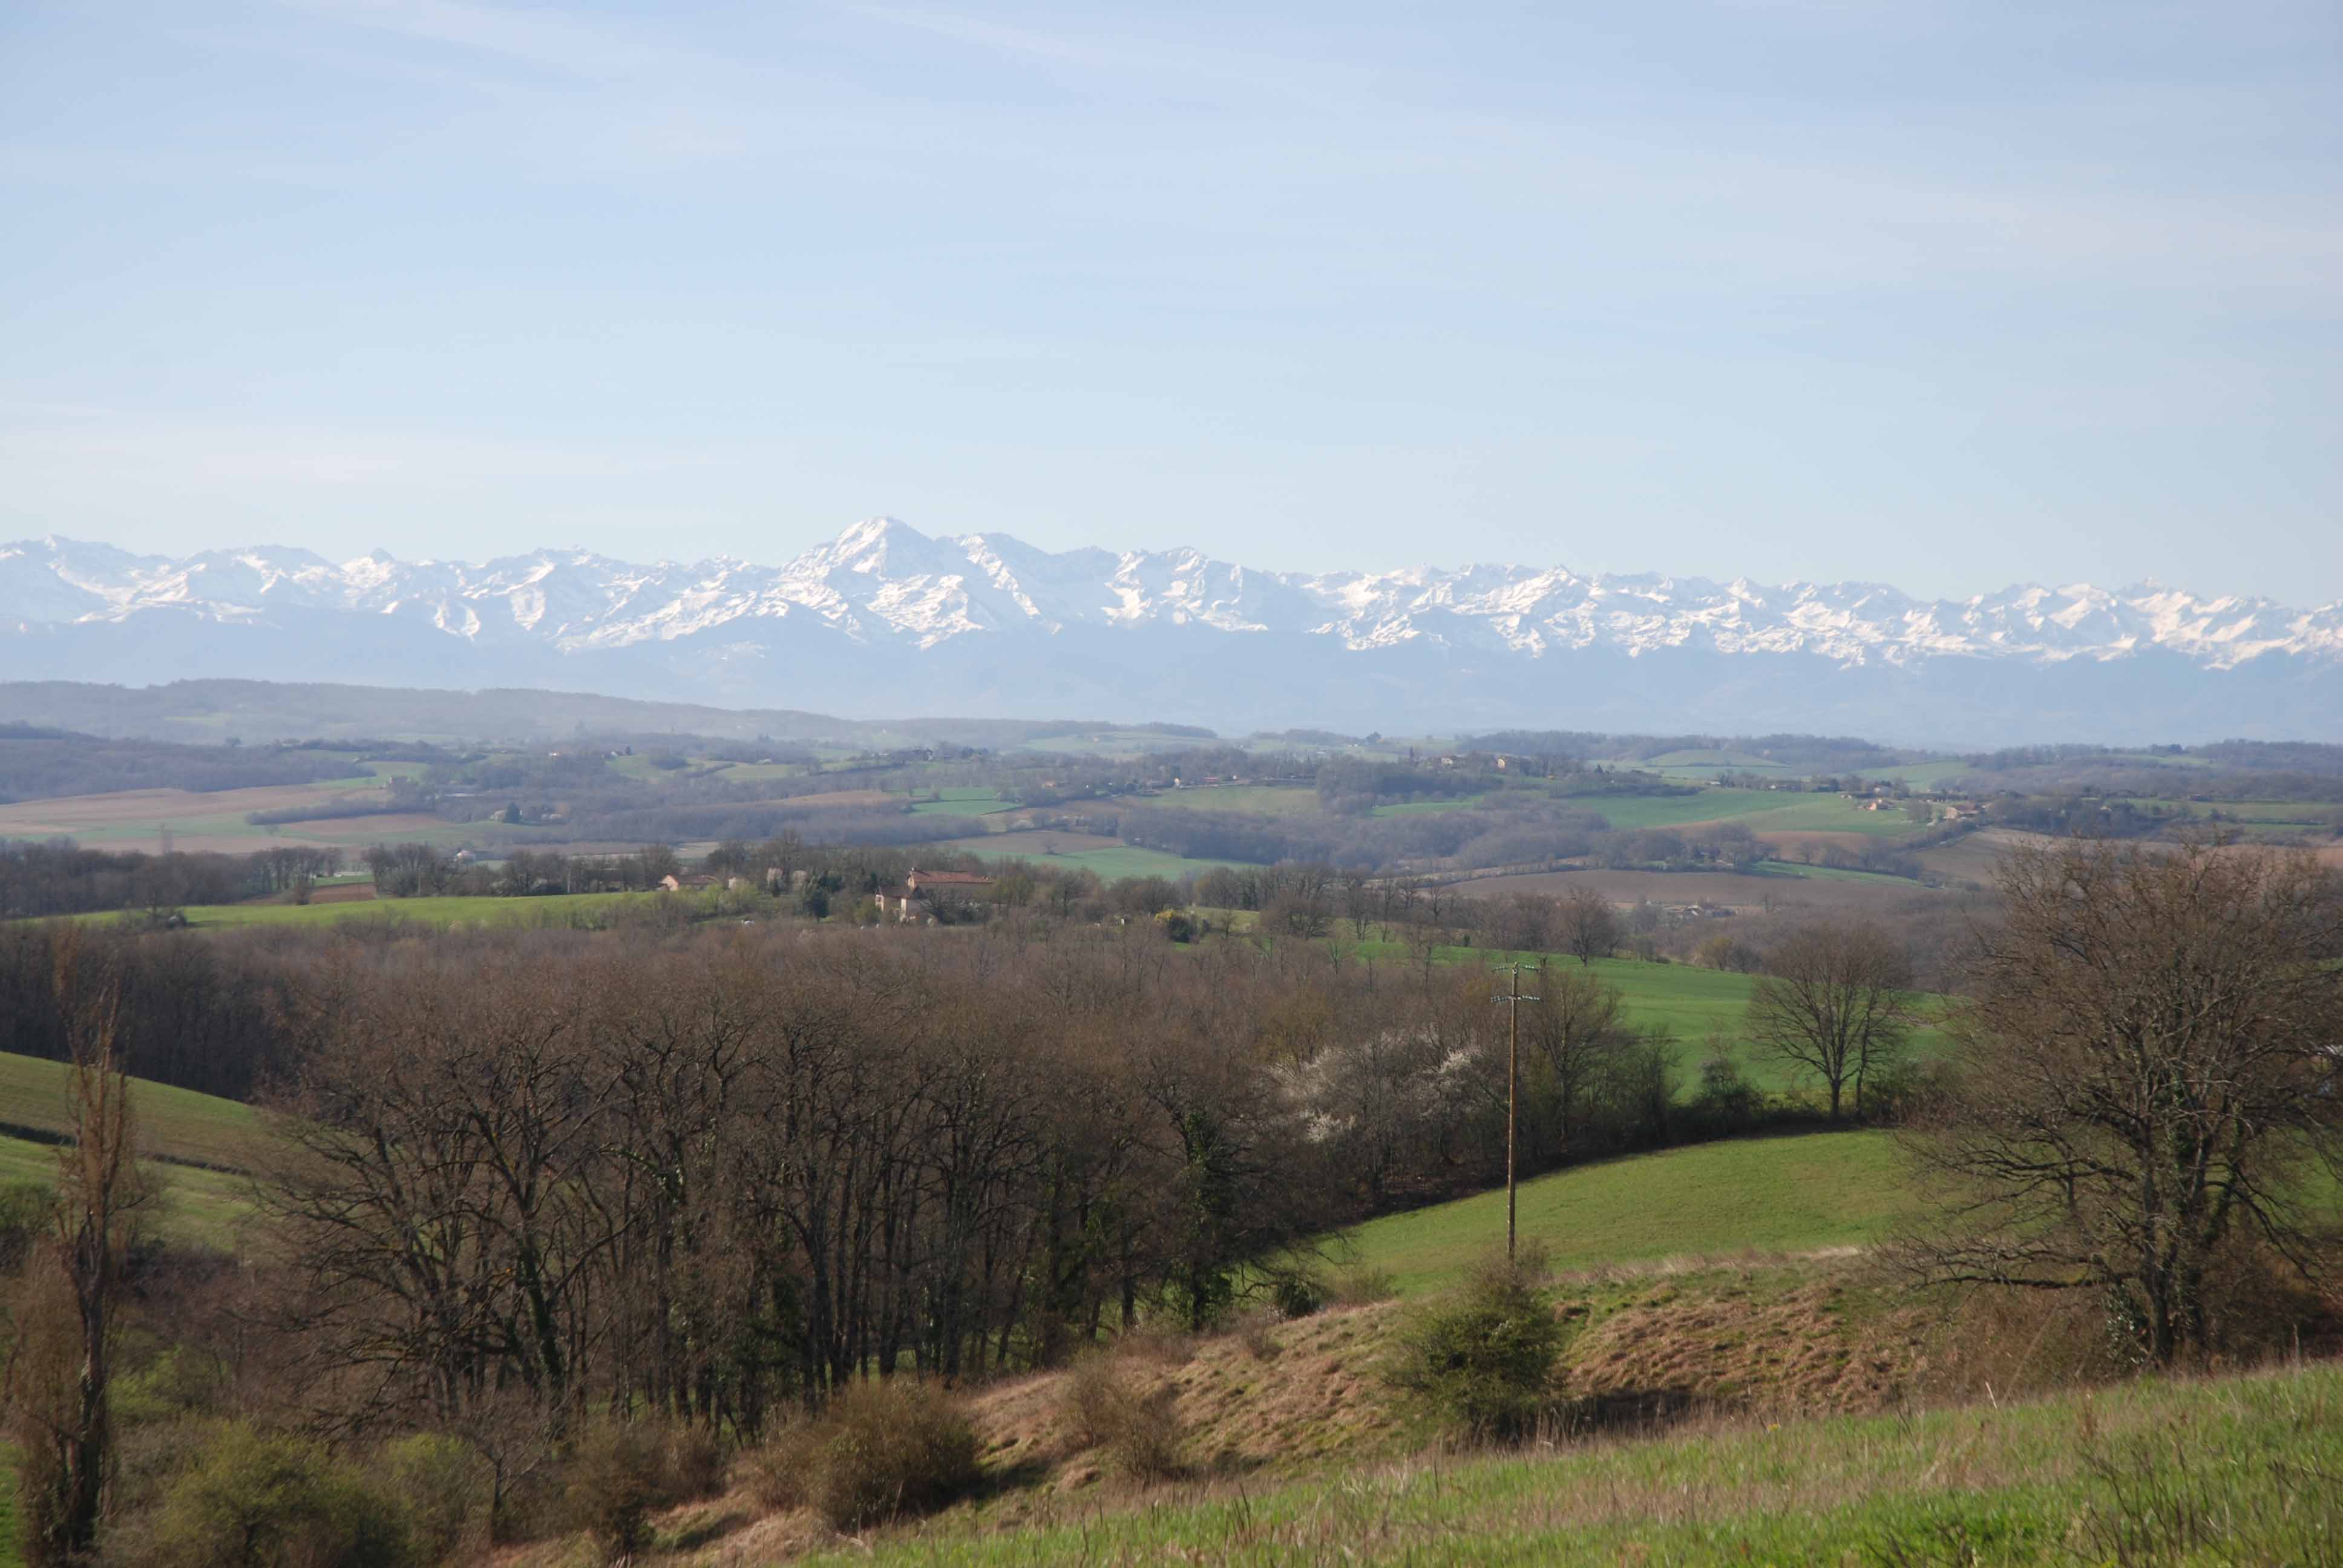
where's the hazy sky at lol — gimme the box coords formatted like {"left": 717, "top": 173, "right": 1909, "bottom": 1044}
{"left": 4, "top": 1, "right": 2339, "bottom": 602}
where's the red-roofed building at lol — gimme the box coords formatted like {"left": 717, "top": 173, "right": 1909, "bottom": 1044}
{"left": 877, "top": 867, "right": 998, "bottom": 922}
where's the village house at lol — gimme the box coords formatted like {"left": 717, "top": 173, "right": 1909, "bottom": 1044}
{"left": 876, "top": 866, "right": 997, "bottom": 923}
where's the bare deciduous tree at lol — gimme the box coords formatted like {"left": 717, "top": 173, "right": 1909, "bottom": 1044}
{"left": 1895, "top": 838, "right": 2343, "bottom": 1367}
{"left": 1556, "top": 889, "right": 1620, "bottom": 967}
{"left": 1519, "top": 962, "right": 1625, "bottom": 1152}
{"left": 1745, "top": 921, "right": 1917, "bottom": 1120}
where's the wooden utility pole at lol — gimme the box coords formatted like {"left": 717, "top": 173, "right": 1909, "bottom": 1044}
{"left": 1492, "top": 961, "right": 1539, "bottom": 1259}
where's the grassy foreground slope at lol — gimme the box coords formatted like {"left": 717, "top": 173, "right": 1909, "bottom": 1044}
{"left": 819, "top": 1365, "right": 2343, "bottom": 1566}
{"left": 1339, "top": 1132, "right": 1910, "bottom": 1295}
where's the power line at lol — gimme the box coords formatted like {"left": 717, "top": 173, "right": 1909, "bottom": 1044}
{"left": 1492, "top": 960, "right": 1540, "bottom": 1260}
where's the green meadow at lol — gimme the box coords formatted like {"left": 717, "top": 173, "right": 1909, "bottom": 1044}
{"left": 909, "top": 788, "right": 1017, "bottom": 816}
{"left": 0, "top": 1054, "right": 264, "bottom": 1251}
{"left": 1334, "top": 1131, "right": 1909, "bottom": 1296}
{"left": 1317, "top": 946, "right": 1950, "bottom": 1097}
{"left": 98, "top": 889, "right": 664, "bottom": 931}
{"left": 1117, "top": 785, "right": 1326, "bottom": 818}
{"left": 977, "top": 844, "right": 1257, "bottom": 881}
{"left": 1577, "top": 789, "right": 1807, "bottom": 831}
{"left": 0, "top": 1052, "right": 260, "bottom": 1172}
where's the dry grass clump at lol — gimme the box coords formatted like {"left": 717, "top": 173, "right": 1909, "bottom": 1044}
{"left": 735, "top": 1379, "right": 981, "bottom": 1532}
{"left": 1235, "top": 1308, "right": 1283, "bottom": 1362}
{"left": 1111, "top": 1324, "right": 1198, "bottom": 1364}
{"left": 1329, "top": 1266, "right": 1398, "bottom": 1306}
{"left": 1059, "top": 1354, "right": 1189, "bottom": 1482}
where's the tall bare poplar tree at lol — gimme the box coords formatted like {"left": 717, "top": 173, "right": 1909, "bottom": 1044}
{"left": 1898, "top": 837, "right": 2343, "bottom": 1367}
{"left": 5, "top": 930, "right": 146, "bottom": 1564}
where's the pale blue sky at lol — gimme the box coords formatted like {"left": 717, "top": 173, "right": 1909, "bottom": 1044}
{"left": 4, "top": 1, "right": 2339, "bottom": 601}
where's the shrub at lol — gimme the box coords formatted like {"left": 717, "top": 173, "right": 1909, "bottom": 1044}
{"left": 739, "top": 1380, "right": 980, "bottom": 1531}
{"left": 379, "top": 1434, "right": 493, "bottom": 1566}
{"left": 1381, "top": 1244, "right": 1565, "bottom": 1443}
{"left": 1270, "top": 1269, "right": 1326, "bottom": 1320}
{"left": 1059, "top": 1356, "right": 1187, "bottom": 1483}
{"left": 562, "top": 1422, "right": 671, "bottom": 1562}
{"left": 1686, "top": 1044, "right": 1762, "bottom": 1133}
{"left": 656, "top": 1420, "right": 728, "bottom": 1503}
{"left": 152, "top": 1423, "right": 415, "bottom": 1568}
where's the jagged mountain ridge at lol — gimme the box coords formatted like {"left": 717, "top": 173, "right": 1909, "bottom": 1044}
{"left": 4, "top": 520, "right": 2339, "bottom": 743}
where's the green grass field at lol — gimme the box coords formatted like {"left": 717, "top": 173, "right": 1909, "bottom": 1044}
{"left": 909, "top": 788, "right": 1016, "bottom": 816}
{"left": 1321, "top": 947, "right": 1947, "bottom": 1096}
{"left": 1573, "top": 789, "right": 1927, "bottom": 840}
{"left": 0, "top": 1054, "right": 263, "bottom": 1250}
{"left": 926, "top": 829, "right": 1261, "bottom": 881}
{"left": 0, "top": 1134, "right": 252, "bottom": 1251}
{"left": 0, "top": 1052, "right": 259, "bottom": 1171}
{"left": 1336, "top": 1131, "right": 1909, "bottom": 1295}
{"left": 805, "top": 1364, "right": 2343, "bottom": 1566}
{"left": 1630, "top": 749, "right": 1798, "bottom": 779}
{"left": 103, "top": 889, "right": 665, "bottom": 931}
{"left": 992, "top": 844, "right": 1257, "bottom": 881}
{"left": 1116, "top": 786, "right": 1325, "bottom": 818}
{"left": 1369, "top": 794, "right": 1487, "bottom": 817}
{"left": 1578, "top": 789, "right": 1807, "bottom": 831}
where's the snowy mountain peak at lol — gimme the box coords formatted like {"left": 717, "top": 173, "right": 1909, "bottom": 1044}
{"left": 2, "top": 525, "right": 2338, "bottom": 741}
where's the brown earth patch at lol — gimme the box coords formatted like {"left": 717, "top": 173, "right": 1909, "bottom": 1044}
{"left": 1757, "top": 830, "right": 1873, "bottom": 857}
{"left": 756, "top": 789, "right": 896, "bottom": 811}
{"left": 0, "top": 780, "right": 381, "bottom": 831}
{"left": 1915, "top": 828, "right": 2048, "bottom": 887}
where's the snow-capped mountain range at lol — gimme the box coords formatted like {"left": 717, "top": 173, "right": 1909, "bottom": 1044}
{"left": 5, "top": 520, "right": 2339, "bottom": 742}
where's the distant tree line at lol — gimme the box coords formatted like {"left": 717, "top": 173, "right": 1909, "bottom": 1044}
{"left": 0, "top": 841, "right": 344, "bottom": 920}
{"left": 0, "top": 727, "right": 361, "bottom": 804}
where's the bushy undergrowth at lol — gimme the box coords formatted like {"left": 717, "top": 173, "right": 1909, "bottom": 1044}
{"left": 143, "top": 1425, "right": 416, "bottom": 1568}
{"left": 738, "top": 1379, "right": 981, "bottom": 1531}
{"left": 1060, "top": 1354, "right": 1190, "bottom": 1482}
{"left": 1381, "top": 1244, "right": 1568, "bottom": 1443}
